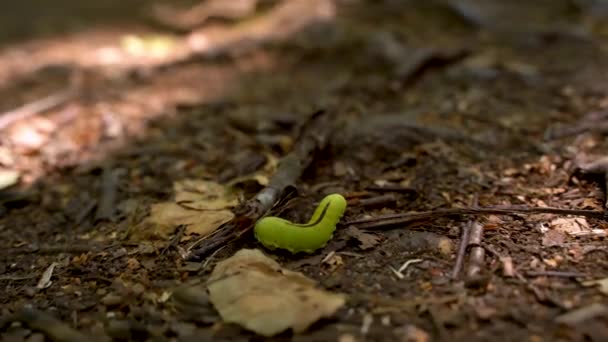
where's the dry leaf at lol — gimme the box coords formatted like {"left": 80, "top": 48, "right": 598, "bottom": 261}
{"left": 174, "top": 179, "right": 238, "bottom": 210}
{"left": 207, "top": 249, "right": 346, "bottom": 337}
{"left": 395, "top": 324, "right": 430, "bottom": 342}
{"left": 322, "top": 252, "right": 344, "bottom": 272}
{"left": 0, "top": 169, "right": 20, "bottom": 190}
{"left": 580, "top": 197, "right": 603, "bottom": 210}
{"left": 131, "top": 179, "right": 237, "bottom": 240}
{"left": 582, "top": 278, "right": 608, "bottom": 295}
{"left": 542, "top": 229, "right": 566, "bottom": 247}
{"left": 346, "top": 226, "right": 382, "bottom": 250}
{"left": 555, "top": 303, "right": 608, "bottom": 325}
{"left": 36, "top": 262, "right": 58, "bottom": 289}
{"left": 226, "top": 173, "right": 269, "bottom": 188}
{"left": 550, "top": 217, "right": 590, "bottom": 235}
{"left": 138, "top": 203, "right": 234, "bottom": 239}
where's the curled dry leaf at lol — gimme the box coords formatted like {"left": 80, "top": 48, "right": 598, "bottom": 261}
{"left": 207, "top": 249, "right": 346, "bottom": 337}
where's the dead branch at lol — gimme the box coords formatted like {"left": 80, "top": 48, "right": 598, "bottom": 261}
{"left": 185, "top": 109, "right": 336, "bottom": 261}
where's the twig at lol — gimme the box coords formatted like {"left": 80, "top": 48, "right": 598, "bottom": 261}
{"left": 397, "top": 47, "right": 471, "bottom": 86}
{"left": 161, "top": 225, "right": 186, "bottom": 256}
{"left": 366, "top": 184, "right": 418, "bottom": 194}
{"left": 451, "top": 221, "right": 471, "bottom": 279}
{"left": 94, "top": 164, "right": 118, "bottom": 221}
{"left": 525, "top": 271, "right": 584, "bottom": 278}
{"left": 7, "top": 243, "right": 114, "bottom": 255}
{"left": 350, "top": 194, "right": 397, "bottom": 208}
{"left": 73, "top": 199, "right": 97, "bottom": 226}
{"left": 465, "top": 222, "right": 485, "bottom": 280}
{"left": 451, "top": 195, "right": 478, "bottom": 279}
{"left": 185, "top": 109, "right": 336, "bottom": 261}
{"left": 544, "top": 110, "right": 608, "bottom": 140}
{"left": 345, "top": 206, "right": 606, "bottom": 230}
{"left": 0, "top": 89, "right": 75, "bottom": 130}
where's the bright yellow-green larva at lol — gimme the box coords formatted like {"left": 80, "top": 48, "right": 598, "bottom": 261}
{"left": 254, "top": 194, "right": 347, "bottom": 254}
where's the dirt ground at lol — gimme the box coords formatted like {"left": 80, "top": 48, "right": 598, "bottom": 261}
{"left": 1, "top": 0, "right": 608, "bottom": 341}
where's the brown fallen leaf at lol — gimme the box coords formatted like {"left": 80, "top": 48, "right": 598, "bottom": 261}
{"left": 131, "top": 179, "right": 236, "bottom": 240}
{"left": 321, "top": 252, "right": 344, "bottom": 272}
{"left": 542, "top": 229, "right": 566, "bottom": 247}
{"left": 346, "top": 226, "right": 382, "bottom": 250}
{"left": 550, "top": 217, "right": 590, "bottom": 235}
{"left": 136, "top": 202, "right": 234, "bottom": 240}
{"left": 174, "top": 179, "right": 238, "bottom": 210}
{"left": 582, "top": 278, "right": 608, "bottom": 295}
{"left": 207, "top": 249, "right": 346, "bottom": 337}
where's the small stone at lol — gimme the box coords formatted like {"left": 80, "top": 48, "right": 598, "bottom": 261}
{"left": 101, "top": 293, "right": 123, "bottom": 307}
{"left": 126, "top": 258, "right": 140, "bottom": 271}
{"left": 395, "top": 324, "right": 430, "bottom": 342}
{"left": 106, "top": 320, "right": 131, "bottom": 340}
{"left": 437, "top": 238, "right": 454, "bottom": 256}
{"left": 26, "top": 333, "right": 45, "bottom": 342}
{"left": 23, "top": 287, "right": 36, "bottom": 297}
{"left": 338, "top": 333, "right": 358, "bottom": 342}
{"left": 170, "top": 322, "right": 196, "bottom": 337}
{"left": 131, "top": 283, "right": 146, "bottom": 297}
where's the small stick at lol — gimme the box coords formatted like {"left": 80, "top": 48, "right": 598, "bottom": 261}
{"left": 451, "top": 195, "right": 478, "bottom": 279}
{"left": 350, "top": 194, "right": 397, "bottom": 208}
{"left": 73, "top": 199, "right": 97, "bottom": 226}
{"left": 0, "top": 89, "right": 75, "bottom": 130}
{"left": 451, "top": 222, "right": 470, "bottom": 280}
{"left": 366, "top": 184, "right": 417, "bottom": 194}
{"left": 525, "top": 271, "right": 583, "bottom": 278}
{"left": 161, "top": 225, "right": 186, "bottom": 256}
{"left": 545, "top": 110, "right": 608, "bottom": 140}
{"left": 345, "top": 206, "right": 606, "bottom": 229}
{"left": 465, "top": 222, "right": 485, "bottom": 280}
{"left": 94, "top": 164, "right": 118, "bottom": 222}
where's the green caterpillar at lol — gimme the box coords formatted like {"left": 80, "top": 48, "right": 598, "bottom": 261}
{"left": 254, "top": 194, "right": 347, "bottom": 254}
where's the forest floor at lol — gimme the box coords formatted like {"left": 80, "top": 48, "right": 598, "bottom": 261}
{"left": 1, "top": 0, "right": 608, "bottom": 341}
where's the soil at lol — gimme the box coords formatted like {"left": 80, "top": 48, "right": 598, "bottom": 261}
{"left": 1, "top": 1, "right": 608, "bottom": 341}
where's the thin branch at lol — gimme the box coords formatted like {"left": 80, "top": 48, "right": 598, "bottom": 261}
{"left": 0, "top": 89, "right": 75, "bottom": 130}
{"left": 345, "top": 206, "right": 605, "bottom": 230}
{"left": 451, "top": 194, "right": 478, "bottom": 279}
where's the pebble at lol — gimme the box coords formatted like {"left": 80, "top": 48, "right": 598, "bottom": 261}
{"left": 101, "top": 293, "right": 123, "bottom": 306}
